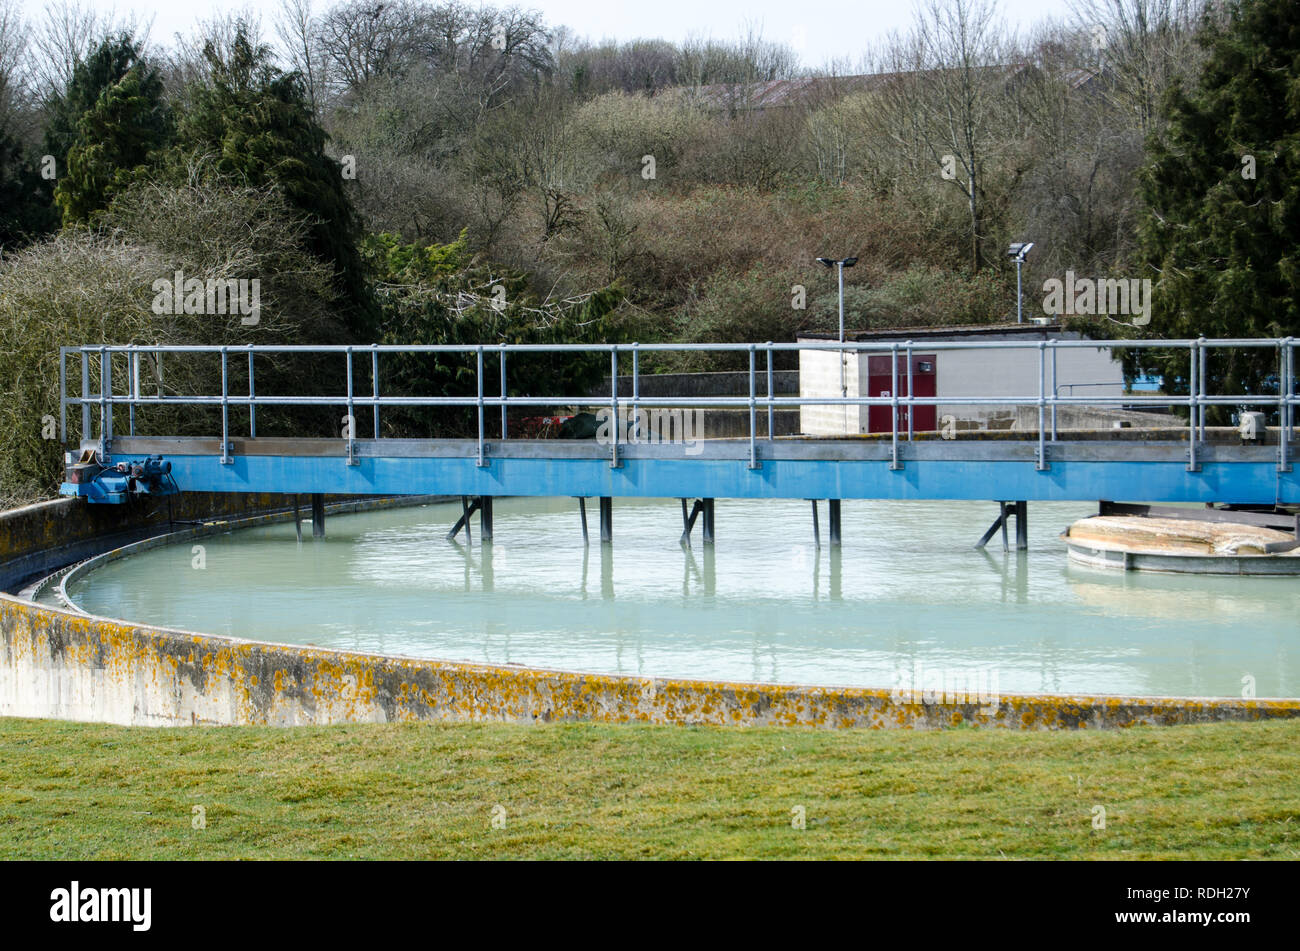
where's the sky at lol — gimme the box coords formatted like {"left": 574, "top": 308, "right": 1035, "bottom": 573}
{"left": 69, "top": 0, "right": 1081, "bottom": 69}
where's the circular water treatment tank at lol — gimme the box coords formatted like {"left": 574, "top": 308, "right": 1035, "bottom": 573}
{"left": 1062, "top": 515, "right": 1300, "bottom": 575}
{"left": 56, "top": 498, "right": 1300, "bottom": 700}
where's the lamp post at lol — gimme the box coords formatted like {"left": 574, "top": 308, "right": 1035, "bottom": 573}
{"left": 1006, "top": 242, "right": 1035, "bottom": 324}
{"left": 817, "top": 256, "right": 859, "bottom": 433}
{"left": 816, "top": 256, "right": 859, "bottom": 341}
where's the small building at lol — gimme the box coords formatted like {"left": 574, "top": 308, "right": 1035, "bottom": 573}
{"left": 797, "top": 324, "right": 1129, "bottom": 436}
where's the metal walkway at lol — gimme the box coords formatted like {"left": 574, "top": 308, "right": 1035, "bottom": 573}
{"left": 59, "top": 338, "right": 1299, "bottom": 505}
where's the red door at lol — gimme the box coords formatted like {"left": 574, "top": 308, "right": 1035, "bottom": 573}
{"left": 867, "top": 354, "right": 937, "bottom": 434}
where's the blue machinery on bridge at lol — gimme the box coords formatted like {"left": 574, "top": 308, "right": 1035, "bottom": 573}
{"left": 57, "top": 338, "right": 1298, "bottom": 550}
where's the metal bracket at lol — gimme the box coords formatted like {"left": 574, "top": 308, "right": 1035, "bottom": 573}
{"left": 1185, "top": 446, "right": 1202, "bottom": 473}
{"left": 220, "top": 441, "right": 234, "bottom": 465}
{"left": 476, "top": 445, "right": 490, "bottom": 468}
{"left": 1036, "top": 444, "right": 1051, "bottom": 472}
{"left": 346, "top": 443, "right": 359, "bottom": 467}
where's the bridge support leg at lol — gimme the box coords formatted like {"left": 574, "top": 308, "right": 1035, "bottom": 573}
{"left": 447, "top": 496, "right": 483, "bottom": 541}
{"left": 975, "top": 503, "right": 1008, "bottom": 551}
{"left": 480, "top": 496, "right": 493, "bottom": 541}
{"left": 1013, "top": 500, "right": 1028, "bottom": 551}
{"left": 310, "top": 493, "right": 325, "bottom": 538}
{"left": 829, "top": 499, "right": 841, "bottom": 547}
{"left": 811, "top": 499, "right": 821, "bottom": 550}
{"left": 293, "top": 494, "right": 302, "bottom": 543}
{"left": 702, "top": 498, "right": 715, "bottom": 545}
{"left": 578, "top": 497, "right": 589, "bottom": 544}
{"left": 680, "top": 499, "right": 700, "bottom": 548}
{"left": 599, "top": 497, "right": 612, "bottom": 544}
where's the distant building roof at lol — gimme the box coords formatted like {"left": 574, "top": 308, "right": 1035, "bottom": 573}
{"left": 664, "top": 65, "right": 1033, "bottom": 113}
{"left": 798, "top": 322, "right": 1074, "bottom": 342}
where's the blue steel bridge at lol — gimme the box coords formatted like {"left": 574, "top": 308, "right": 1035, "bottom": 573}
{"left": 58, "top": 338, "right": 1299, "bottom": 546}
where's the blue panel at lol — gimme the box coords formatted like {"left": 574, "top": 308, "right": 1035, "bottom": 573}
{"left": 154, "top": 453, "right": 1299, "bottom": 504}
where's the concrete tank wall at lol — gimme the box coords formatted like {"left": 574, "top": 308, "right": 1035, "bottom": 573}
{"left": 5, "top": 595, "right": 1300, "bottom": 729}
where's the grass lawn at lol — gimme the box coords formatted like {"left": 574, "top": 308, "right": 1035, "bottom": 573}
{"left": 1, "top": 716, "right": 1297, "bottom": 859}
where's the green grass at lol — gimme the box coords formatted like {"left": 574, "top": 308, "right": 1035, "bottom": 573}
{"left": 1, "top": 717, "right": 1297, "bottom": 859}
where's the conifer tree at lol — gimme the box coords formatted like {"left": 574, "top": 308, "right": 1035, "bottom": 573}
{"left": 1137, "top": 0, "right": 1300, "bottom": 407}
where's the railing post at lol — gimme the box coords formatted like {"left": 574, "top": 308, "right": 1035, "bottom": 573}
{"left": 1187, "top": 339, "right": 1199, "bottom": 472}
{"left": 1050, "top": 341, "right": 1058, "bottom": 442}
{"left": 80, "top": 350, "right": 90, "bottom": 446}
{"left": 748, "top": 344, "right": 759, "bottom": 469}
{"left": 220, "top": 346, "right": 232, "bottom": 464}
{"left": 631, "top": 343, "right": 640, "bottom": 442}
{"left": 499, "top": 344, "right": 508, "bottom": 439}
{"left": 906, "top": 342, "right": 914, "bottom": 441}
{"left": 371, "top": 345, "right": 380, "bottom": 438}
{"left": 1280, "top": 338, "right": 1293, "bottom": 473}
{"left": 765, "top": 343, "right": 774, "bottom": 441}
{"left": 128, "top": 350, "right": 136, "bottom": 436}
{"left": 1037, "top": 341, "right": 1048, "bottom": 471}
{"left": 1290, "top": 339, "right": 1297, "bottom": 467}
{"left": 59, "top": 348, "right": 67, "bottom": 445}
{"left": 609, "top": 347, "right": 619, "bottom": 468}
{"left": 476, "top": 346, "right": 486, "bottom": 467}
{"left": 889, "top": 342, "right": 902, "bottom": 470}
{"left": 98, "top": 346, "right": 111, "bottom": 456}
{"left": 346, "top": 346, "right": 357, "bottom": 465}
{"left": 245, "top": 347, "right": 255, "bottom": 438}
{"left": 1290, "top": 338, "right": 1296, "bottom": 445}
{"left": 1198, "top": 337, "right": 1208, "bottom": 443}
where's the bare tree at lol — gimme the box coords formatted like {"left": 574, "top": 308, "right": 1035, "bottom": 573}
{"left": 877, "top": 0, "right": 1019, "bottom": 270}
{"left": 29, "top": 1, "right": 102, "bottom": 98}
{"left": 0, "top": 0, "right": 28, "bottom": 123}
{"left": 316, "top": 0, "right": 417, "bottom": 93}
{"left": 275, "top": 0, "right": 326, "bottom": 114}
{"left": 1069, "top": 0, "right": 1208, "bottom": 135}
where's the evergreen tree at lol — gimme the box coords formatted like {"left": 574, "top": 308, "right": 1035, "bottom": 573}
{"left": 0, "top": 125, "right": 57, "bottom": 245}
{"left": 54, "top": 66, "right": 171, "bottom": 224}
{"left": 177, "top": 24, "right": 372, "bottom": 335}
{"left": 363, "top": 231, "right": 625, "bottom": 436}
{"left": 1136, "top": 0, "right": 1300, "bottom": 413}
{"left": 44, "top": 33, "right": 153, "bottom": 173}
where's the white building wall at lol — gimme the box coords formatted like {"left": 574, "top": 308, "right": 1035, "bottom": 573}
{"left": 799, "top": 333, "right": 1127, "bottom": 435}
{"left": 931, "top": 342, "right": 1124, "bottom": 429}
{"left": 799, "top": 347, "right": 860, "bottom": 436}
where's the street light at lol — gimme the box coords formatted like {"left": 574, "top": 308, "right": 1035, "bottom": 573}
{"left": 816, "top": 256, "right": 858, "bottom": 342}
{"left": 1006, "top": 242, "right": 1034, "bottom": 324}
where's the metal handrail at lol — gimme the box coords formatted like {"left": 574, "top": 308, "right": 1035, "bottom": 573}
{"left": 59, "top": 337, "right": 1298, "bottom": 475}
